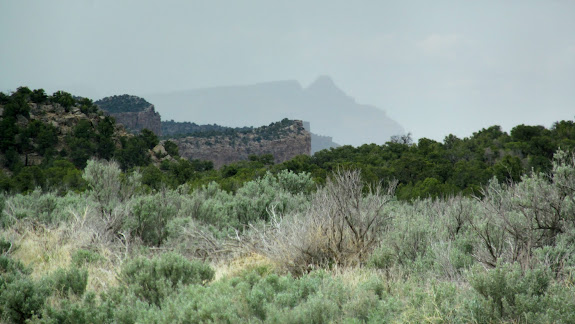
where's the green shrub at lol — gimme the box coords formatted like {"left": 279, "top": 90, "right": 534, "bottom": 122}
{"left": 38, "top": 292, "right": 116, "bottom": 324}
{"left": 0, "top": 238, "right": 11, "bottom": 255}
{"left": 367, "top": 245, "right": 396, "bottom": 271}
{"left": 49, "top": 267, "right": 88, "bottom": 297}
{"left": 120, "top": 253, "right": 214, "bottom": 306}
{"left": 275, "top": 169, "right": 315, "bottom": 195}
{"left": 183, "top": 182, "right": 236, "bottom": 228}
{"left": 0, "top": 255, "right": 31, "bottom": 290}
{"left": 71, "top": 249, "right": 102, "bottom": 267}
{"left": 0, "top": 278, "right": 49, "bottom": 323}
{"left": 125, "top": 192, "right": 178, "bottom": 246}
{"left": 233, "top": 172, "right": 311, "bottom": 224}
{"left": 467, "top": 263, "right": 551, "bottom": 322}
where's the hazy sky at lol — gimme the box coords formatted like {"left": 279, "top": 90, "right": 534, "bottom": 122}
{"left": 1, "top": 0, "right": 574, "bottom": 142}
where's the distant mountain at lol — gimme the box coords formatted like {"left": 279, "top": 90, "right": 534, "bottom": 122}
{"left": 146, "top": 76, "right": 404, "bottom": 147}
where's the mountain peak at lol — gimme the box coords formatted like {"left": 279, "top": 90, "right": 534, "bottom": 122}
{"left": 306, "top": 75, "right": 351, "bottom": 101}
{"left": 307, "top": 75, "right": 336, "bottom": 89}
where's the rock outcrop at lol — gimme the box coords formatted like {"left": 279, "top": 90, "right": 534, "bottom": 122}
{"left": 171, "top": 119, "right": 311, "bottom": 169}
{"left": 108, "top": 107, "right": 162, "bottom": 136}
{"left": 95, "top": 95, "right": 162, "bottom": 136}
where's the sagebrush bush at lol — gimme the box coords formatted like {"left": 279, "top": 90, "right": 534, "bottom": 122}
{"left": 0, "top": 277, "right": 49, "bottom": 323}
{"left": 37, "top": 292, "right": 115, "bottom": 324}
{"left": 470, "top": 151, "right": 575, "bottom": 269}
{"left": 71, "top": 249, "right": 102, "bottom": 267}
{"left": 49, "top": 267, "right": 89, "bottom": 297}
{"left": 0, "top": 255, "right": 31, "bottom": 290}
{"left": 83, "top": 159, "right": 141, "bottom": 219}
{"left": 125, "top": 191, "right": 178, "bottom": 246}
{"left": 467, "top": 263, "right": 551, "bottom": 322}
{"left": 233, "top": 171, "right": 311, "bottom": 224}
{"left": 120, "top": 253, "right": 214, "bottom": 306}
{"left": 274, "top": 169, "right": 315, "bottom": 195}
{"left": 181, "top": 182, "right": 236, "bottom": 228}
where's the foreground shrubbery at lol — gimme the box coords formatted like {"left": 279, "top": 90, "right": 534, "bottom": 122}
{"left": 1, "top": 151, "right": 575, "bottom": 322}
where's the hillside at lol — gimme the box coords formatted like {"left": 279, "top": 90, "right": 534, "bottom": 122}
{"left": 0, "top": 87, "right": 179, "bottom": 192}
{"left": 146, "top": 76, "right": 405, "bottom": 147}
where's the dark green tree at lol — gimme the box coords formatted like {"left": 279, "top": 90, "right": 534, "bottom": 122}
{"left": 140, "top": 129, "right": 159, "bottom": 150}
{"left": 163, "top": 140, "right": 179, "bottom": 157}
{"left": 30, "top": 89, "right": 48, "bottom": 104}
{"left": 50, "top": 90, "right": 76, "bottom": 111}
{"left": 95, "top": 116, "right": 116, "bottom": 160}
{"left": 116, "top": 136, "right": 151, "bottom": 171}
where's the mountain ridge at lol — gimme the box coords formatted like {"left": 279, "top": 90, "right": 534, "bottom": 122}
{"left": 146, "top": 76, "right": 404, "bottom": 146}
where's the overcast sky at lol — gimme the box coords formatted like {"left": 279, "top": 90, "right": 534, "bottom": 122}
{"left": 1, "top": 0, "right": 574, "bottom": 142}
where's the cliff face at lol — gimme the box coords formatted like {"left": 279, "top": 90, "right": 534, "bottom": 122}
{"left": 109, "top": 107, "right": 162, "bottom": 136}
{"left": 95, "top": 95, "right": 162, "bottom": 136}
{"left": 170, "top": 120, "right": 311, "bottom": 169}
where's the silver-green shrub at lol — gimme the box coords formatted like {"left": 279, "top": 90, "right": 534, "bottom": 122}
{"left": 120, "top": 252, "right": 214, "bottom": 307}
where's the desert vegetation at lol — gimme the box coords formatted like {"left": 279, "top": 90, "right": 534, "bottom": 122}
{"left": 2, "top": 87, "right": 575, "bottom": 322}
{"left": 1, "top": 150, "right": 575, "bottom": 323}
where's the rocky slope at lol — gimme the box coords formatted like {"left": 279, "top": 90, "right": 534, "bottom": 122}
{"left": 171, "top": 119, "right": 311, "bottom": 169}
{"left": 95, "top": 95, "right": 162, "bottom": 136}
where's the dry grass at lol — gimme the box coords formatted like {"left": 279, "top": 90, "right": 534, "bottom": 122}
{"left": 3, "top": 206, "right": 124, "bottom": 293}
{"left": 213, "top": 252, "right": 277, "bottom": 281}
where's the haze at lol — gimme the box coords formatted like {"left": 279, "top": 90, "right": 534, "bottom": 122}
{"left": 1, "top": 0, "right": 574, "bottom": 142}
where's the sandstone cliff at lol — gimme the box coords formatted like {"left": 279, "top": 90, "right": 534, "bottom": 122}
{"left": 170, "top": 119, "right": 311, "bottom": 169}
{"left": 95, "top": 95, "right": 162, "bottom": 136}
{"left": 108, "top": 107, "right": 162, "bottom": 136}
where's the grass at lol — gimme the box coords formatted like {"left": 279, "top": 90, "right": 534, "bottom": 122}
{"left": 6, "top": 220, "right": 120, "bottom": 293}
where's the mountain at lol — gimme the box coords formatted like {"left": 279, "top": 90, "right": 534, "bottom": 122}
{"left": 145, "top": 76, "right": 405, "bottom": 147}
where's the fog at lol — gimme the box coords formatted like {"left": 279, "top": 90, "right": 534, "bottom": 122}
{"left": 1, "top": 0, "right": 574, "bottom": 142}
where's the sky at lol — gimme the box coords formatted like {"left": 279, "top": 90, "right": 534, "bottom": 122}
{"left": 1, "top": 0, "right": 574, "bottom": 142}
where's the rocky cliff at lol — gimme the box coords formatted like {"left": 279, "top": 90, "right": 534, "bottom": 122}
{"left": 109, "top": 108, "right": 162, "bottom": 136}
{"left": 170, "top": 119, "right": 311, "bottom": 169}
{"left": 95, "top": 95, "right": 162, "bottom": 136}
